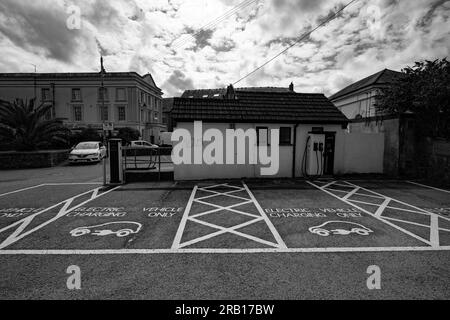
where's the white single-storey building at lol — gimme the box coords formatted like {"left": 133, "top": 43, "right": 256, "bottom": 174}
{"left": 171, "top": 85, "right": 384, "bottom": 180}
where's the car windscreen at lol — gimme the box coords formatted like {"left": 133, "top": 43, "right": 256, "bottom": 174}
{"left": 75, "top": 143, "right": 98, "bottom": 150}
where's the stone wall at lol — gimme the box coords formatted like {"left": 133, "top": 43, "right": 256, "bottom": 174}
{"left": 0, "top": 150, "right": 70, "bottom": 170}
{"left": 415, "top": 138, "right": 450, "bottom": 184}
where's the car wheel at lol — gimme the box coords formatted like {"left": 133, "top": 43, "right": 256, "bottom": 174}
{"left": 71, "top": 229, "right": 90, "bottom": 237}
{"left": 314, "top": 229, "right": 330, "bottom": 237}
{"left": 354, "top": 229, "right": 370, "bottom": 236}
{"left": 116, "top": 230, "right": 132, "bottom": 237}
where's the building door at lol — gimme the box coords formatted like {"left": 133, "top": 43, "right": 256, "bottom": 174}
{"left": 323, "top": 133, "right": 336, "bottom": 175}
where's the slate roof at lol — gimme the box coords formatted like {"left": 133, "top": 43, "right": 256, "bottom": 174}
{"left": 182, "top": 87, "right": 291, "bottom": 99}
{"left": 172, "top": 89, "right": 348, "bottom": 124}
{"left": 329, "top": 69, "right": 403, "bottom": 101}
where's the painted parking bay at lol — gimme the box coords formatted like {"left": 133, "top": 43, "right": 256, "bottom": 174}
{"left": 0, "top": 184, "right": 109, "bottom": 247}
{"left": 324, "top": 180, "right": 450, "bottom": 247}
{"left": 1, "top": 184, "right": 191, "bottom": 251}
{"left": 172, "top": 182, "right": 286, "bottom": 250}
{"left": 248, "top": 181, "right": 427, "bottom": 249}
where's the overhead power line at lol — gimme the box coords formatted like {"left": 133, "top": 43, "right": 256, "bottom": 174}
{"left": 153, "top": 0, "right": 260, "bottom": 61}
{"left": 233, "top": 0, "right": 359, "bottom": 86}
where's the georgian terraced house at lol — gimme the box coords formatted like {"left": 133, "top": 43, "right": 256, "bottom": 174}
{"left": 0, "top": 72, "right": 166, "bottom": 144}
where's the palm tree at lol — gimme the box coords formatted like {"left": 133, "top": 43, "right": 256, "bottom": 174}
{"left": 0, "top": 99, "right": 70, "bottom": 151}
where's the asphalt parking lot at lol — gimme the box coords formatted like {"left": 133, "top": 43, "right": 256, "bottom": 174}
{"left": 0, "top": 167, "right": 449, "bottom": 299}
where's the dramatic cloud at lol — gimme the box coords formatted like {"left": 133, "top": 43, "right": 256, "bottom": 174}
{"left": 0, "top": 0, "right": 449, "bottom": 96}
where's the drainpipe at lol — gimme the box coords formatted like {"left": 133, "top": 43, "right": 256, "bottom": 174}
{"left": 292, "top": 123, "right": 300, "bottom": 179}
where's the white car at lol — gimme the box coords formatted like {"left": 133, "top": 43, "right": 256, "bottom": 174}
{"left": 309, "top": 221, "right": 373, "bottom": 237}
{"left": 69, "top": 141, "right": 107, "bottom": 164}
{"left": 130, "top": 140, "right": 159, "bottom": 149}
{"left": 70, "top": 222, "right": 142, "bottom": 238}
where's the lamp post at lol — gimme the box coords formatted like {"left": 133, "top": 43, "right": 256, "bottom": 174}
{"left": 100, "top": 57, "right": 107, "bottom": 186}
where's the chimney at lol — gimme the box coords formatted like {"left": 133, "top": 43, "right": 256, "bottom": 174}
{"left": 225, "top": 84, "right": 236, "bottom": 99}
{"left": 289, "top": 82, "right": 294, "bottom": 92}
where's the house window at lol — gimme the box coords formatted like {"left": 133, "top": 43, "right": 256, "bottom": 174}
{"left": 73, "top": 105, "right": 83, "bottom": 122}
{"left": 257, "top": 127, "right": 269, "bottom": 146}
{"left": 41, "top": 88, "right": 51, "bottom": 101}
{"left": 280, "top": 127, "right": 292, "bottom": 145}
{"left": 71, "top": 88, "right": 82, "bottom": 101}
{"left": 98, "top": 87, "right": 109, "bottom": 101}
{"left": 116, "top": 88, "right": 126, "bottom": 101}
{"left": 99, "top": 106, "right": 109, "bottom": 121}
{"left": 117, "top": 106, "right": 126, "bottom": 121}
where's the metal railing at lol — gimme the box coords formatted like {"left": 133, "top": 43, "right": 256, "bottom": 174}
{"left": 122, "top": 146, "right": 173, "bottom": 181}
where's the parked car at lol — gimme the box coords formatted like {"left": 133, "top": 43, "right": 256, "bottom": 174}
{"left": 130, "top": 140, "right": 159, "bottom": 149}
{"left": 309, "top": 221, "right": 373, "bottom": 237}
{"left": 70, "top": 222, "right": 142, "bottom": 238}
{"left": 69, "top": 141, "right": 107, "bottom": 164}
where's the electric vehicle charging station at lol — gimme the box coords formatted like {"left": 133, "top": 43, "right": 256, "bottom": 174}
{"left": 301, "top": 129, "right": 336, "bottom": 178}
{"left": 305, "top": 133, "right": 326, "bottom": 177}
{"left": 108, "top": 139, "right": 124, "bottom": 185}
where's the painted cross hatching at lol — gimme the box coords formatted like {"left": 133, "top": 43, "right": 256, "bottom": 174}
{"left": 308, "top": 180, "right": 450, "bottom": 248}
{"left": 172, "top": 183, "right": 287, "bottom": 250}
{"left": 0, "top": 185, "right": 120, "bottom": 250}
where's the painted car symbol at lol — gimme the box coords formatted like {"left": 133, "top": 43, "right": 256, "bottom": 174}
{"left": 309, "top": 221, "right": 373, "bottom": 237}
{"left": 70, "top": 222, "right": 142, "bottom": 238}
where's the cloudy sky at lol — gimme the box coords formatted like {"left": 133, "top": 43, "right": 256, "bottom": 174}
{"left": 0, "top": 0, "right": 448, "bottom": 97}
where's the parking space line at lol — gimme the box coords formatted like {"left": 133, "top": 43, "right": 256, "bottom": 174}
{"left": 375, "top": 198, "right": 391, "bottom": 217}
{"left": 0, "top": 186, "right": 120, "bottom": 250}
{"left": 171, "top": 186, "right": 198, "bottom": 249}
{"left": 1, "top": 246, "right": 449, "bottom": 255}
{"left": 0, "top": 184, "right": 45, "bottom": 198}
{"left": 407, "top": 181, "right": 450, "bottom": 194}
{"left": 383, "top": 216, "right": 450, "bottom": 232}
{"left": 343, "top": 187, "right": 360, "bottom": 200}
{"left": 243, "top": 183, "right": 288, "bottom": 249}
{"left": 307, "top": 181, "right": 433, "bottom": 247}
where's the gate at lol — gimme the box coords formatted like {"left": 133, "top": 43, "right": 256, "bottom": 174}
{"left": 122, "top": 146, "right": 174, "bottom": 182}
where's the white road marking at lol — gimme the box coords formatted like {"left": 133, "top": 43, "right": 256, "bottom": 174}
{"left": 243, "top": 182, "right": 287, "bottom": 249}
{"left": 307, "top": 181, "right": 433, "bottom": 246}
{"left": 375, "top": 198, "right": 392, "bottom": 217}
{"left": 383, "top": 216, "right": 450, "bottom": 233}
{"left": 430, "top": 215, "right": 440, "bottom": 248}
{"left": 342, "top": 187, "right": 360, "bottom": 200}
{"left": 407, "top": 181, "right": 450, "bottom": 194}
{"left": 0, "top": 186, "right": 120, "bottom": 250}
{"left": 0, "top": 246, "right": 449, "bottom": 255}
{"left": 44, "top": 183, "right": 104, "bottom": 186}
{"left": 0, "top": 182, "right": 105, "bottom": 198}
{"left": 172, "top": 183, "right": 287, "bottom": 250}
{"left": 171, "top": 186, "right": 198, "bottom": 250}
{"left": 0, "top": 184, "right": 45, "bottom": 198}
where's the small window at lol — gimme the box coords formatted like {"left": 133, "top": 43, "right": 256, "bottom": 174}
{"left": 257, "top": 127, "right": 269, "bottom": 146}
{"left": 116, "top": 88, "right": 126, "bottom": 101}
{"left": 118, "top": 106, "right": 126, "bottom": 121}
{"left": 98, "top": 87, "right": 109, "bottom": 101}
{"left": 71, "top": 88, "right": 82, "bottom": 101}
{"left": 41, "top": 88, "right": 51, "bottom": 101}
{"left": 280, "top": 127, "right": 292, "bottom": 145}
{"left": 73, "top": 105, "right": 83, "bottom": 122}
